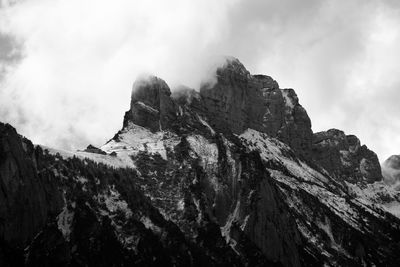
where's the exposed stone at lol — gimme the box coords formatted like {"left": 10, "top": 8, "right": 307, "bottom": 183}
{"left": 279, "top": 89, "right": 313, "bottom": 156}
{"left": 83, "top": 144, "right": 106, "bottom": 155}
{"left": 199, "top": 57, "right": 313, "bottom": 156}
{"left": 199, "top": 58, "right": 252, "bottom": 134}
{"left": 121, "top": 57, "right": 381, "bottom": 185}
{"left": 122, "top": 58, "right": 312, "bottom": 156}
{"left": 311, "top": 129, "right": 382, "bottom": 183}
{"left": 123, "top": 75, "right": 177, "bottom": 131}
{"left": 0, "top": 123, "right": 63, "bottom": 251}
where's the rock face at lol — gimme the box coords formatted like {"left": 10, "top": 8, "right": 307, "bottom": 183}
{"left": 200, "top": 58, "right": 313, "bottom": 156}
{"left": 0, "top": 123, "right": 64, "bottom": 265}
{"left": 312, "top": 129, "right": 382, "bottom": 183}
{"left": 382, "top": 155, "right": 400, "bottom": 189}
{"left": 123, "top": 75, "right": 177, "bottom": 132}
{"left": 122, "top": 59, "right": 313, "bottom": 156}
{"left": 123, "top": 58, "right": 376, "bottom": 184}
{"left": 1, "top": 57, "right": 400, "bottom": 267}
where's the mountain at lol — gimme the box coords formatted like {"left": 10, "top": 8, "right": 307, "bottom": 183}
{"left": 1, "top": 57, "right": 400, "bottom": 266}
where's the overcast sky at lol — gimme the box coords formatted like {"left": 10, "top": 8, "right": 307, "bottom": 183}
{"left": 0, "top": 0, "right": 399, "bottom": 161}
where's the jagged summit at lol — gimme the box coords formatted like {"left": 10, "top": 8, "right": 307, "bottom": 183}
{"left": 312, "top": 129, "right": 382, "bottom": 183}
{"left": 214, "top": 56, "right": 251, "bottom": 79}
{"left": 122, "top": 57, "right": 381, "bottom": 184}
{"left": 123, "top": 74, "right": 176, "bottom": 131}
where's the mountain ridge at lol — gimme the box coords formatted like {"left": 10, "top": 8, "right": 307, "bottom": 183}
{"left": 122, "top": 57, "right": 382, "bottom": 185}
{"left": 0, "top": 57, "right": 399, "bottom": 266}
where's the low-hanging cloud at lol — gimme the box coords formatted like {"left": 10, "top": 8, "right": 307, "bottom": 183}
{"left": 0, "top": 0, "right": 399, "bottom": 162}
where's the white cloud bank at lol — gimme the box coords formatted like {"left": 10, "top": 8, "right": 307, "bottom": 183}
{"left": 0, "top": 0, "right": 399, "bottom": 161}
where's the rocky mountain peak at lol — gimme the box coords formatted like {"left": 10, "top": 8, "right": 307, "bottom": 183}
{"left": 200, "top": 57, "right": 312, "bottom": 156}
{"left": 216, "top": 56, "right": 251, "bottom": 78}
{"left": 123, "top": 75, "right": 176, "bottom": 131}
{"left": 312, "top": 128, "right": 382, "bottom": 183}
{"left": 122, "top": 58, "right": 381, "bottom": 184}
{"left": 130, "top": 75, "right": 171, "bottom": 109}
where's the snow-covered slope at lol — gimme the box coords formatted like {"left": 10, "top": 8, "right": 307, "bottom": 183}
{"left": 40, "top": 145, "right": 134, "bottom": 168}
{"left": 101, "top": 122, "right": 180, "bottom": 162}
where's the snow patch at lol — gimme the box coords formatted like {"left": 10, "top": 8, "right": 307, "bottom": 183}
{"left": 135, "top": 101, "right": 159, "bottom": 114}
{"left": 101, "top": 123, "right": 179, "bottom": 162}
{"left": 40, "top": 145, "right": 134, "bottom": 168}
{"left": 140, "top": 216, "right": 162, "bottom": 233}
{"left": 76, "top": 176, "right": 88, "bottom": 184}
{"left": 98, "top": 186, "right": 133, "bottom": 219}
{"left": 197, "top": 115, "right": 215, "bottom": 135}
{"left": 57, "top": 204, "right": 75, "bottom": 242}
{"left": 187, "top": 135, "right": 219, "bottom": 165}
{"left": 177, "top": 199, "right": 185, "bottom": 211}
{"left": 240, "top": 129, "right": 328, "bottom": 185}
{"left": 346, "top": 181, "right": 400, "bottom": 219}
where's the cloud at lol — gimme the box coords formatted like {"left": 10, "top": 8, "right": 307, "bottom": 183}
{"left": 0, "top": 0, "right": 399, "bottom": 161}
{"left": 0, "top": 0, "right": 236, "bottom": 149}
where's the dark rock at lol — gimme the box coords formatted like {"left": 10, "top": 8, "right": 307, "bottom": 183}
{"left": 122, "top": 58, "right": 313, "bottom": 156}
{"left": 0, "top": 123, "right": 64, "bottom": 257}
{"left": 311, "top": 129, "right": 382, "bottom": 183}
{"left": 83, "top": 144, "right": 106, "bottom": 155}
{"left": 124, "top": 75, "right": 177, "bottom": 131}
{"left": 279, "top": 89, "right": 313, "bottom": 157}
{"left": 199, "top": 57, "right": 313, "bottom": 156}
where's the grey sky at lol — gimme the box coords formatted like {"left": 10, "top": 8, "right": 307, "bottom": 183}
{"left": 0, "top": 0, "right": 399, "bottom": 161}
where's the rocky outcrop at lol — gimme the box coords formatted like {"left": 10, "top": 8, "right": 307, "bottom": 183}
{"left": 279, "top": 89, "right": 313, "bottom": 157}
{"left": 123, "top": 75, "right": 177, "bottom": 132}
{"left": 199, "top": 58, "right": 313, "bottom": 156}
{"left": 122, "top": 58, "right": 313, "bottom": 156}
{"left": 312, "top": 129, "right": 382, "bottom": 183}
{"left": 83, "top": 144, "right": 106, "bottom": 155}
{"left": 382, "top": 155, "right": 400, "bottom": 189}
{"left": 122, "top": 57, "right": 380, "bottom": 185}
